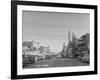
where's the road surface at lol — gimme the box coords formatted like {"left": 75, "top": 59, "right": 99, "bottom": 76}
{"left": 23, "top": 58, "right": 89, "bottom": 69}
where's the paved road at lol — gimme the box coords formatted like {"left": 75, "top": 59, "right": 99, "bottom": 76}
{"left": 23, "top": 58, "right": 89, "bottom": 69}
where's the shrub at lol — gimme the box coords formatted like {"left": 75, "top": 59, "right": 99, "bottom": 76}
{"left": 23, "top": 55, "right": 35, "bottom": 64}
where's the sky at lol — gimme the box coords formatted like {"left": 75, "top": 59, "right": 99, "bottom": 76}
{"left": 22, "top": 11, "right": 90, "bottom": 53}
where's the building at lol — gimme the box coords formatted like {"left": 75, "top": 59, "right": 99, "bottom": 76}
{"left": 23, "top": 40, "right": 40, "bottom": 49}
{"left": 61, "top": 30, "right": 75, "bottom": 58}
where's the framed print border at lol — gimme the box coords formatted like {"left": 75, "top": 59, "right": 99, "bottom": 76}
{"left": 11, "top": 0, "right": 98, "bottom": 79}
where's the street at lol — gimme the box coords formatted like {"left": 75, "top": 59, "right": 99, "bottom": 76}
{"left": 23, "top": 58, "right": 89, "bottom": 69}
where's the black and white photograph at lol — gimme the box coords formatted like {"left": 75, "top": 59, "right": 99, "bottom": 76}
{"left": 11, "top": 1, "right": 97, "bottom": 79}
{"left": 22, "top": 11, "right": 90, "bottom": 69}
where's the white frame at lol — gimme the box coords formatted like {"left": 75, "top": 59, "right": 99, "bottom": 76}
{"left": 17, "top": 5, "right": 95, "bottom": 75}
